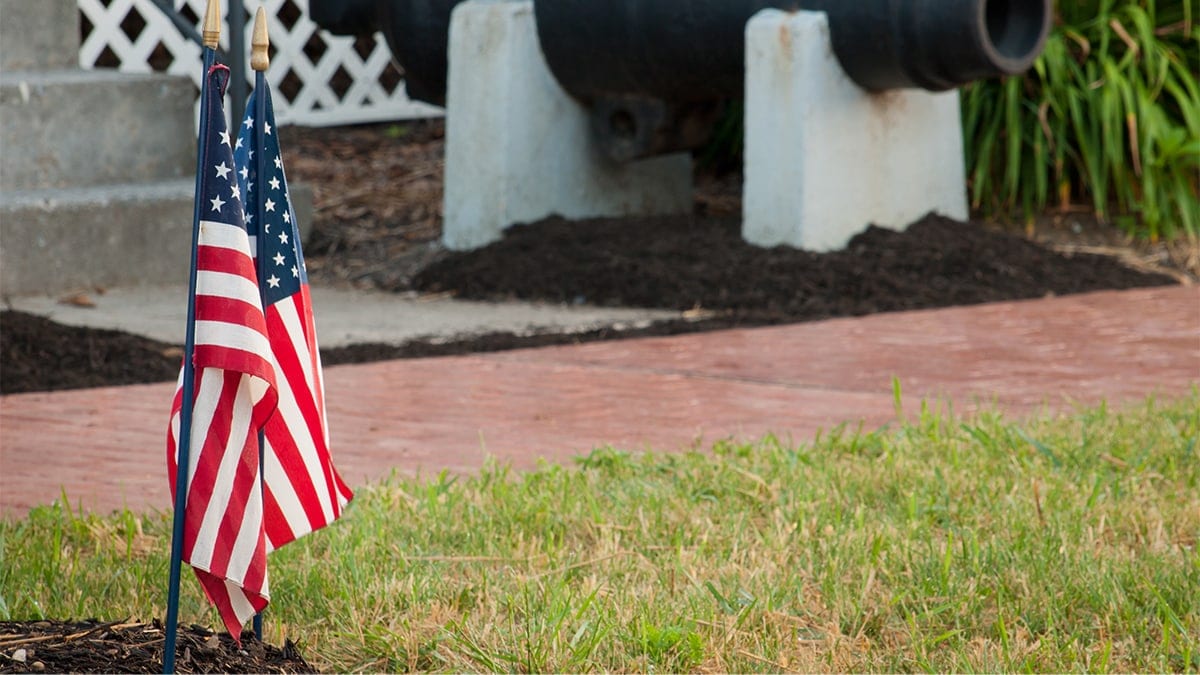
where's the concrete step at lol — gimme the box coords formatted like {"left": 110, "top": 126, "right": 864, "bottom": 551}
{"left": 0, "top": 0, "right": 80, "bottom": 72}
{"left": 0, "top": 69, "right": 196, "bottom": 190}
{"left": 0, "top": 181, "right": 314, "bottom": 296}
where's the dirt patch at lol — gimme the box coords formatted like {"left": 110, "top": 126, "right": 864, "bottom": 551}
{"left": 0, "top": 311, "right": 181, "bottom": 394}
{"left": 0, "top": 619, "right": 314, "bottom": 674}
{"left": 0, "top": 213, "right": 1176, "bottom": 395}
{"left": 412, "top": 212, "right": 1176, "bottom": 319}
{"left": 0, "top": 120, "right": 1188, "bottom": 395}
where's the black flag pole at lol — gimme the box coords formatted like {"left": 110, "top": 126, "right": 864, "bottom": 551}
{"left": 250, "top": 3, "right": 271, "bottom": 642}
{"left": 163, "top": 0, "right": 221, "bottom": 671}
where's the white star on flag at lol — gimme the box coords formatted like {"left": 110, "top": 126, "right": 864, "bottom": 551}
{"left": 210, "top": 194, "right": 225, "bottom": 212}
{"left": 264, "top": 198, "right": 276, "bottom": 212}
{"left": 269, "top": 176, "right": 281, "bottom": 191}
{"left": 231, "top": 185, "right": 241, "bottom": 201}
{"left": 274, "top": 156, "right": 282, "bottom": 169}
{"left": 279, "top": 231, "right": 288, "bottom": 244}
{"left": 282, "top": 211, "right": 290, "bottom": 223}
{"left": 214, "top": 162, "right": 232, "bottom": 179}
{"left": 273, "top": 252, "right": 286, "bottom": 266}
{"left": 219, "top": 130, "right": 231, "bottom": 146}
{"left": 267, "top": 275, "right": 280, "bottom": 288}
{"left": 291, "top": 265, "right": 299, "bottom": 277}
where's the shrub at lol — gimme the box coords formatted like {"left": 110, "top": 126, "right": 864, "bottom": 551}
{"left": 963, "top": 0, "right": 1199, "bottom": 239}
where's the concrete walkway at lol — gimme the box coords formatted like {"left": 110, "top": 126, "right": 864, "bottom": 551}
{"left": 7, "top": 285, "right": 679, "bottom": 348}
{"left": 2, "top": 285, "right": 1197, "bottom": 517}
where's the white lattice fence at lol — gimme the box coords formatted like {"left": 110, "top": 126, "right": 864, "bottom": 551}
{"left": 78, "top": 0, "right": 443, "bottom": 126}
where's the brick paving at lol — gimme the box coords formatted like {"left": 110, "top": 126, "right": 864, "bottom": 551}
{"left": 2, "top": 285, "right": 1197, "bottom": 517}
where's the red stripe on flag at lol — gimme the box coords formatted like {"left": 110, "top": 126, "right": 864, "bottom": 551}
{"left": 206, "top": 412, "right": 263, "bottom": 579}
{"left": 261, "top": 486, "right": 297, "bottom": 548}
{"left": 192, "top": 345, "right": 273, "bottom": 382}
{"left": 196, "top": 244, "right": 256, "bottom": 279}
{"left": 180, "top": 372, "right": 240, "bottom": 561}
{"left": 194, "top": 295, "right": 269, "bottom": 331}
{"left": 265, "top": 302, "right": 334, "bottom": 530}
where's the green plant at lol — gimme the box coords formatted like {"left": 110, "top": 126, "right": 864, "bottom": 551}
{"left": 963, "top": 0, "right": 1199, "bottom": 239}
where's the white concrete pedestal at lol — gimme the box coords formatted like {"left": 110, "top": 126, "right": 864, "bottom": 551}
{"left": 442, "top": 0, "right": 693, "bottom": 251}
{"left": 743, "top": 9, "right": 969, "bottom": 251}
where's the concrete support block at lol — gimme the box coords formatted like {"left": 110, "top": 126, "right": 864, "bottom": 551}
{"left": 742, "top": 9, "right": 968, "bottom": 252}
{"left": 0, "top": 0, "right": 80, "bottom": 72}
{"left": 442, "top": 0, "right": 692, "bottom": 251}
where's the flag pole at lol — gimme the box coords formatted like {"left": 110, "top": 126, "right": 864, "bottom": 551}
{"left": 164, "top": 0, "right": 221, "bottom": 671}
{"left": 250, "top": 4, "right": 270, "bottom": 642}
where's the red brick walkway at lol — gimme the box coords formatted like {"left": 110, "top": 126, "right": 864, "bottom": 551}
{"left": 2, "top": 285, "right": 1197, "bottom": 517}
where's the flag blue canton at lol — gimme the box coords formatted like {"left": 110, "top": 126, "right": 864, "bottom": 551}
{"left": 203, "top": 69, "right": 245, "bottom": 236}
{"left": 234, "top": 86, "right": 307, "bottom": 306}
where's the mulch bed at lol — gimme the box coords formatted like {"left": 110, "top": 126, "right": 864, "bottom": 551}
{"left": 1, "top": 120, "right": 1186, "bottom": 395}
{"left": 412, "top": 212, "right": 1175, "bottom": 317}
{"left": 0, "top": 313, "right": 182, "bottom": 394}
{"left": 0, "top": 619, "right": 315, "bottom": 674}
{"left": 0, "top": 212, "right": 1177, "bottom": 395}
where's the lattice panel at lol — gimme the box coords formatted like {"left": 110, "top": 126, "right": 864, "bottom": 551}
{"left": 78, "top": 0, "right": 443, "bottom": 126}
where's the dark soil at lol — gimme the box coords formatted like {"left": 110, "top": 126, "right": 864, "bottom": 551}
{"left": 0, "top": 619, "right": 315, "bottom": 674}
{"left": 0, "top": 312, "right": 182, "bottom": 394}
{"left": 412, "top": 212, "right": 1175, "bottom": 318}
{"left": 0, "top": 213, "right": 1177, "bottom": 395}
{"left": 0, "top": 119, "right": 1187, "bottom": 396}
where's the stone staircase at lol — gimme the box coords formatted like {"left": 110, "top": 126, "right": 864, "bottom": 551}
{"left": 0, "top": 0, "right": 311, "bottom": 298}
{"left": 0, "top": 0, "right": 199, "bottom": 297}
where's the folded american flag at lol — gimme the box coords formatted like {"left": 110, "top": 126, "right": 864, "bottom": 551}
{"left": 234, "top": 83, "right": 354, "bottom": 553}
{"left": 167, "top": 63, "right": 277, "bottom": 639}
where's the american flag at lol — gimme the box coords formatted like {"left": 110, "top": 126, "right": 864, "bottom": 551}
{"left": 167, "top": 64, "right": 278, "bottom": 639}
{"left": 233, "top": 83, "right": 353, "bottom": 552}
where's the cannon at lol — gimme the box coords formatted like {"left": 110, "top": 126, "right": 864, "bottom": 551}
{"left": 311, "top": 0, "right": 1052, "bottom": 252}
{"left": 310, "top": 0, "right": 461, "bottom": 106}
{"left": 536, "top": 0, "right": 1050, "bottom": 159}
{"left": 312, "top": 0, "right": 1050, "bottom": 159}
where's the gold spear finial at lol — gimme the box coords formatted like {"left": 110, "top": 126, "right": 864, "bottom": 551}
{"left": 202, "top": 0, "right": 221, "bottom": 49}
{"left": 251, "top": 6, "right": 270, "bottom": 71}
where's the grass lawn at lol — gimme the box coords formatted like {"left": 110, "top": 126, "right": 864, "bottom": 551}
{"left": 2, "top": 391, "right": 1197, "bottom": 672}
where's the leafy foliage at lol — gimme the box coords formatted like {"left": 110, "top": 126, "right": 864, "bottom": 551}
{"left": 963, "top": 0, "right": 1199, "bottom": 238}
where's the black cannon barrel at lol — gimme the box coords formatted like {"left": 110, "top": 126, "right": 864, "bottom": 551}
{"left": 535, "top": 0, "right": 1048, "bottom": 160}
{"left": 534, "top": 0, "right": 1051, "bottom": 100}
{"left": 309, "top": 0, "right": 462, "bottom": 106}
{"left": 308, "top": 0, "right": 1049, "bottom": 160}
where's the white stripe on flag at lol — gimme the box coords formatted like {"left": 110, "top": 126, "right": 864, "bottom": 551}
{"left": 262, "top": 443, "right": 310, "bottom": 550}
{"left": 199, "top": 219, "right": 256, "bottom": 252}
{"left": 181, "top": 370, "right": 225, "bottom": 570}
{"left": 195, "top": 271, "right": 262, "bottom": 311}
{"left": 270, "top": 365, "right": 337, "bottom": 523}
{"left": 223, "top": 579, "right": 259, "bottom": 624}
{"left": 194, "top": 320, "right": 273, "bottom": 360}
{"left": 226, "top": 488, "right": 263, "bottom": 586}
{"left": 274, "top": 299, "right": 316, "bottom": 391}
{"left": 192, "top": 375, "right": 257, "bottom": 573}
